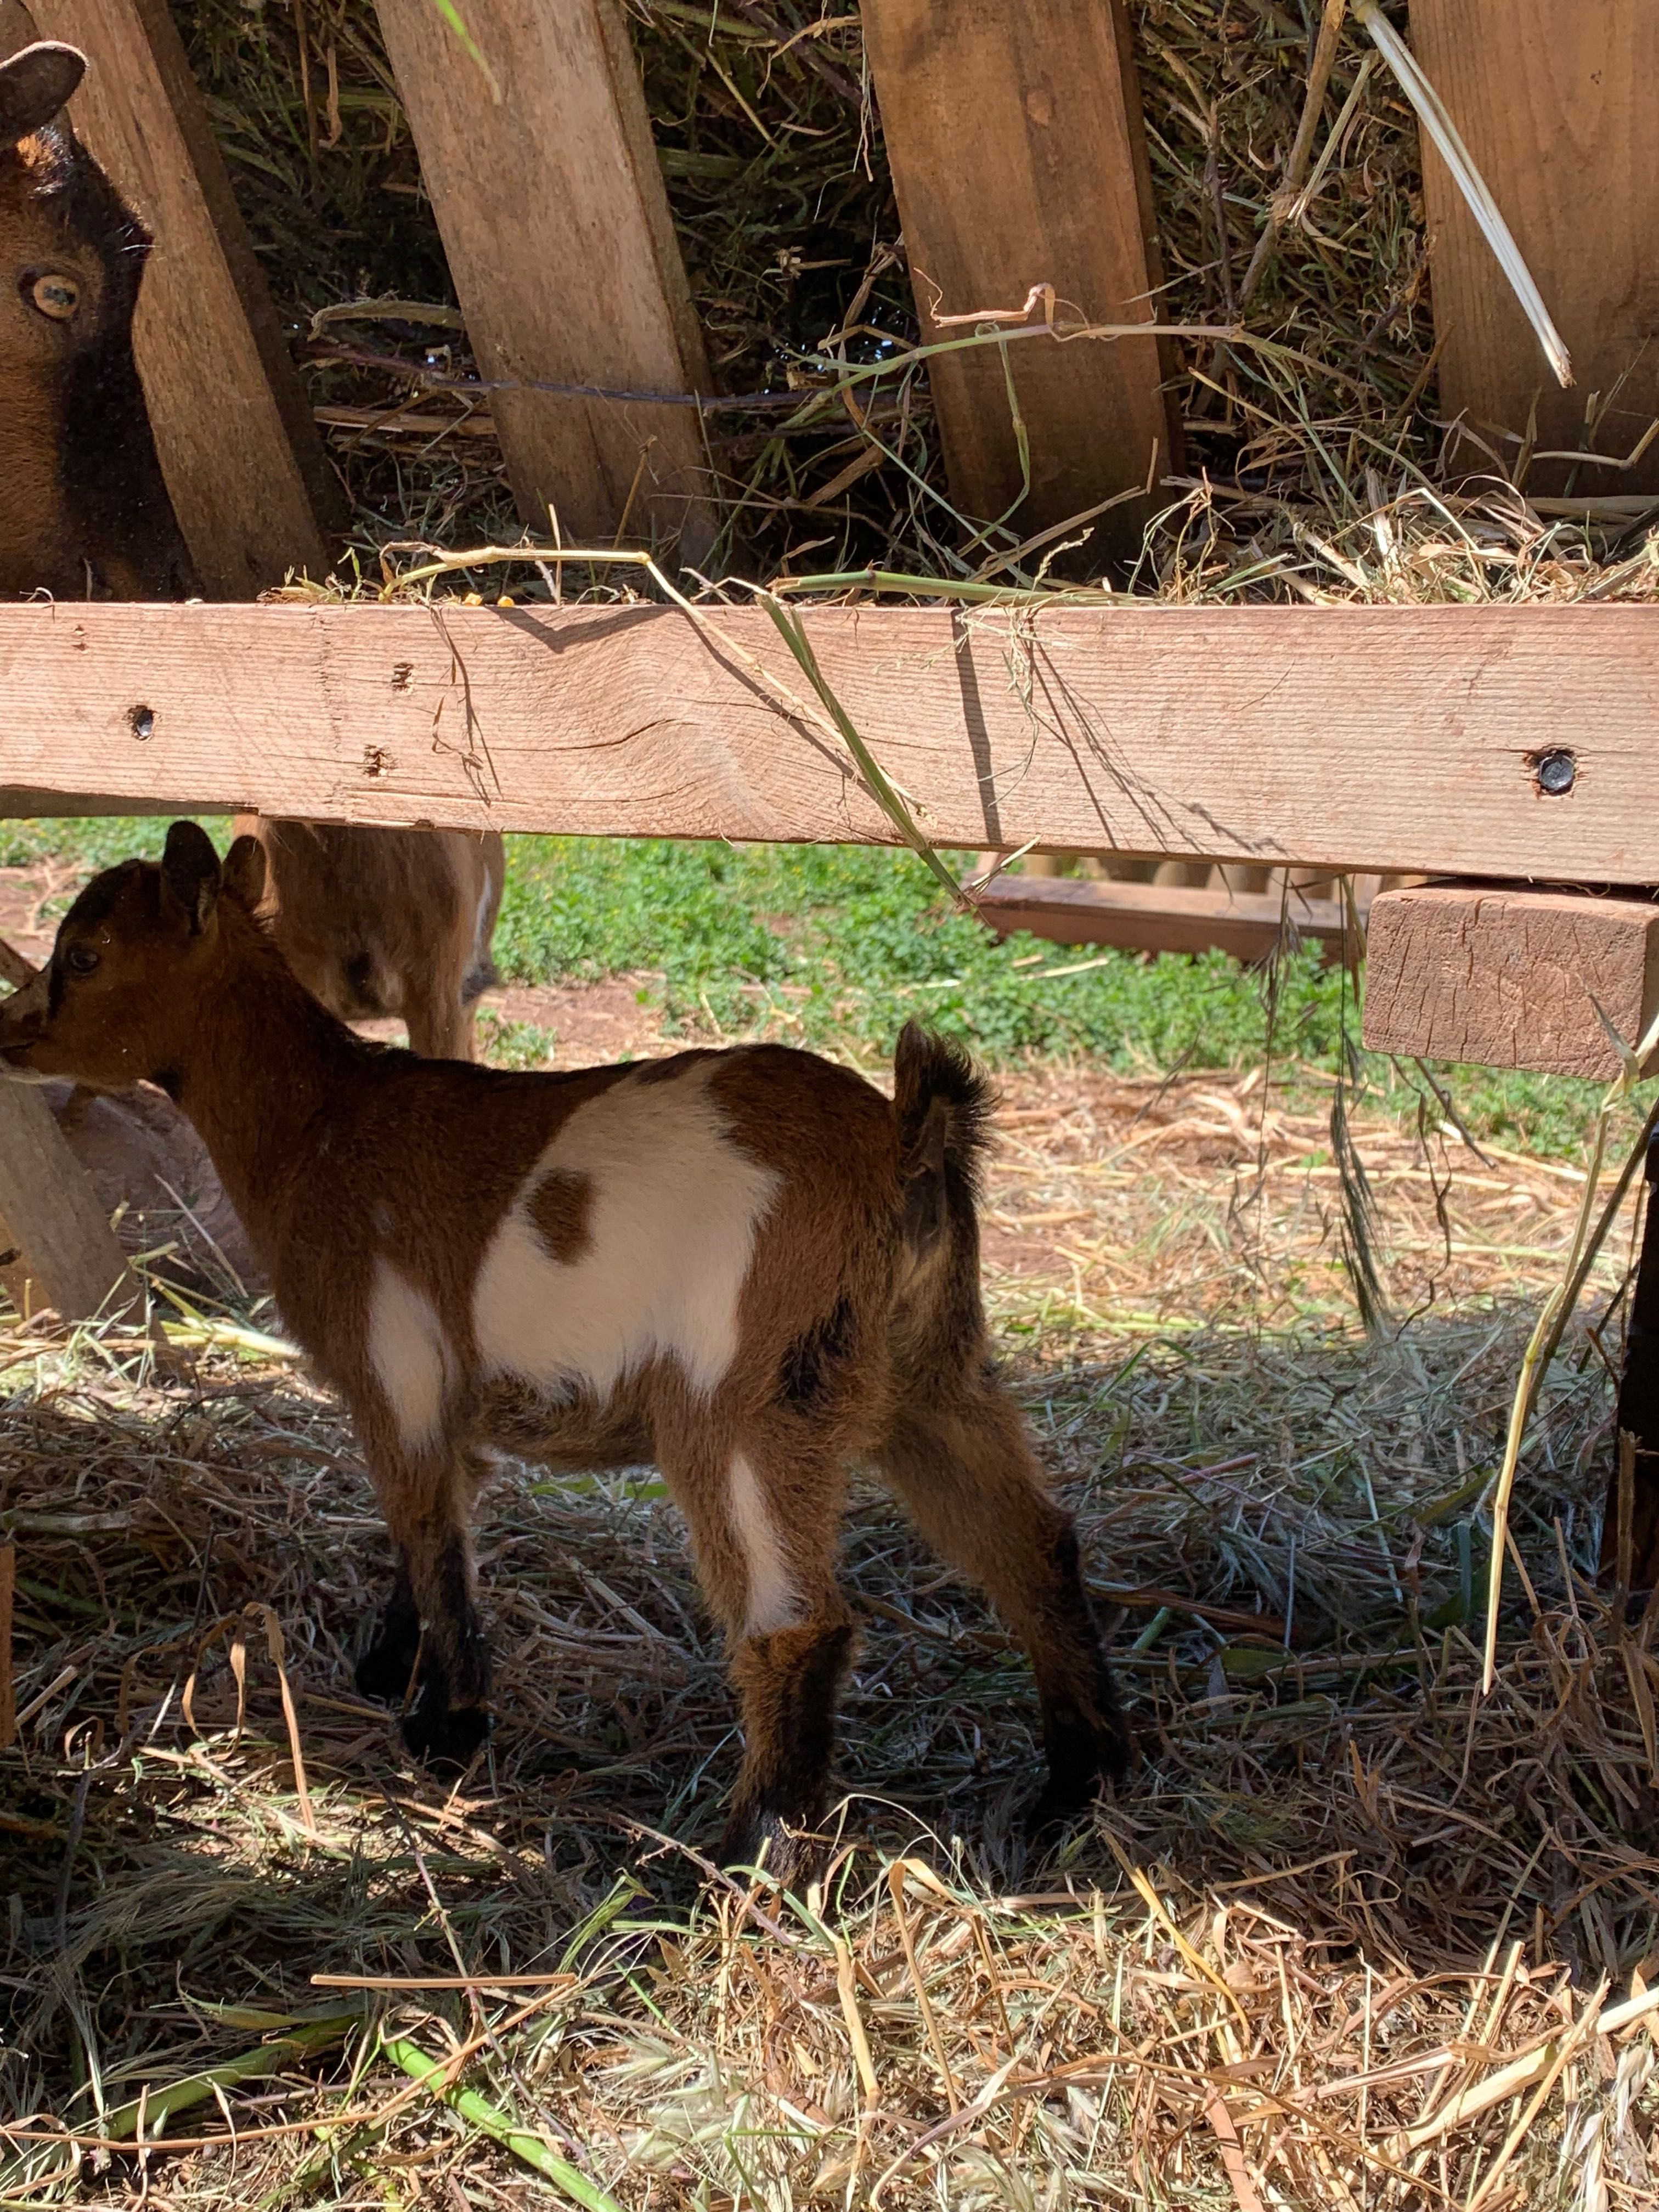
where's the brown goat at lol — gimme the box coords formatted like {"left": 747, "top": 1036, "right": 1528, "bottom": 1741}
{"left": 0, "top": 40, "right": 192, "bottom": 599}
{"left": 233, "top": 816, "right": 506, "bottom": 1061}
{"left": 0, "top": 825, "right": 1131, "bottom": 1876}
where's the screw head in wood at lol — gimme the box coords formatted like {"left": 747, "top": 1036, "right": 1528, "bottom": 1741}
{"left": 1532, "top": 748, "right": 1576, "bottom": 796}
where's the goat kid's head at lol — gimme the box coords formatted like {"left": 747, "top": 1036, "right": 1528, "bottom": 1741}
{"left": 0, "top": 823, "right": 267, "bottom": 1092}
{"left": 0, "top": 44, "right": 131, "bottom": 376}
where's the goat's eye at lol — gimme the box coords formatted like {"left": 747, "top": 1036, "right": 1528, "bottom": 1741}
{"left": 64, "top": 946, "right": 99, "bottom": 978}
{"left": 27, "top": 273, "right": 80, "bottom": 321}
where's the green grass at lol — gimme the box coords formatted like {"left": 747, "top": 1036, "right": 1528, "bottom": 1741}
{"left": 0, "top": 819, "right": 1620, "bottom": 1156}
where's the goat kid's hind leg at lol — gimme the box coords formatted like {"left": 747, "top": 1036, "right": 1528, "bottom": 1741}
{"left": 878, "top": 1381, "right": 1131, "bottom": 1837}
{"left": 360, "top": 1444, "right": 492, "bottom": 1770}
{"left": 667, "top": 1430, "right": 854, "bottom": 1885}
{"left": 723, "top": 1610, "right": 855, "bottom": 1886}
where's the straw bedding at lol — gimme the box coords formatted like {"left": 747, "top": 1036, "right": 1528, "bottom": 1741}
{"left": 2, "top": 1064, "right": 1655, "bottom": 2207}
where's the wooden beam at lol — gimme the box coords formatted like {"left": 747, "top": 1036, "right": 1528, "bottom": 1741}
{"left": 2, "top": 603, "right": 1659, "bottom": 880}
{"left": 21, "top": 0, "right": 340, "bottom": 593}
{"left": 974, "top": 876, "right": 1358, "bottom": 963}
{"left": 861, "top": 0, "right": 1175, "bottom": 559}
{"left": 0, "top": 1086, "right": 142, "bottom": 1325}
{"left": 373, "top": 0, "right": 715, "bottom": 563}
{"left": 1361, "top": 884, "right": 1659, "bottom": 1079}
{"left": 1408, "top": 2, "right": 1659, "bottom": 496}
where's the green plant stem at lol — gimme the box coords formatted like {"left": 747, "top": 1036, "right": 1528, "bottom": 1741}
{"left": 381, "top": 2039, "right": 623, "bottom": 2212}
{"left": 759, "top": 599, "right": 968, "bottom": 906}
{"left": 97, "top": 2013, "right": 359, "bottom": 2143}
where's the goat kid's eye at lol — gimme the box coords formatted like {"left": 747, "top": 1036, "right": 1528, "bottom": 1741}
{"left": 64, "top": 946, "right": 99, "bottom": 978}
{"left": 27, "top": 273, "right": 80, "bottom": 321}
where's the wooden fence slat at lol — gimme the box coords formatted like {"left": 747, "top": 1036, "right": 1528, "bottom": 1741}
{"left": 1, "top": 603, "right": 1658, "bottom": 881}
{"left": 861, "top": 0, "right": 1175, "bottom": 558}
{"left": 0, "top": 1086, "right": 142, "bottom": 1326}
{"left": 20, "top": 0, "right": 340, "bottom": 593}
{"left": 1408, "top": 1, "right": 1659, "bottom": 496}
{"left": 373, "top": 0, "right": 715, "bottom": 562}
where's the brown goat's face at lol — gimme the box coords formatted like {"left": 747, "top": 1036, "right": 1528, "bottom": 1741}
{"left": 0, "top": 44, "right": 105, "bottom": 376}
{"left": 0, "top": 827, "right": 252, "bottom": 1093}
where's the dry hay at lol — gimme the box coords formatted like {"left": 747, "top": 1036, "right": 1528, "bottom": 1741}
{"left": 167, "top": 1, "right": 1659, "bottom": 602}
{"left": 2, "top": 1063, "right": 1657, "bottom": 2208}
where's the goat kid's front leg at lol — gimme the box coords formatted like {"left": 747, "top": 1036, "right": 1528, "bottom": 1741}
{"left": 358, "top": 1447, "right": 491, "bottom": 1771}
{"left": 356, "top": 1556, "right": 421, "bottom": 1706}
{"left": 672, "top": 1428, "right": 855, "bottom": 1886}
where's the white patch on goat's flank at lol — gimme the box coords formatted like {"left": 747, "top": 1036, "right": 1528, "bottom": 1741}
{"left": 366, "top": 1255, "right": 452, "bottom": 1452}
{"left": 472, "top": 1061, "right": 780, "bottom": 1401}
{"left": 729, "top": 1451, "right": 798, "bottom": 1635}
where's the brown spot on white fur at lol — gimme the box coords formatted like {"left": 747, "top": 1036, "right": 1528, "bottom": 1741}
{"left": 473, "top": 1063, "right": 780, "bottom": 1400}
{"left": 528, "top": 1170, "right": 592, "bottom": 1265}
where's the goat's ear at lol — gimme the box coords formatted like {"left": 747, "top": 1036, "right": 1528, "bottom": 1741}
{"left": 161, "top": 821, "right": 222, "bottom": 937}
{"left": 0, "top": 42, "right": 87, "bottom": 149}
{"left": 222, "top": 834, "right": 267, "bottom": 913}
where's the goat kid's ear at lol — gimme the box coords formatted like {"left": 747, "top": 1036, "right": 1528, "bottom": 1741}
{"left": 222, "top": 834, "right": 267, "bottom": 913}
{"left": 161, "top": 821, "right": 222, "bottom": 937}
{"left": 0, "top": 42, "right": 87, "bottom": 149}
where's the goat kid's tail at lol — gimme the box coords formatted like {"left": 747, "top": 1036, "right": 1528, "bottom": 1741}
{"left": 893, "top": 1021, "right": 995, "bottom": 1275}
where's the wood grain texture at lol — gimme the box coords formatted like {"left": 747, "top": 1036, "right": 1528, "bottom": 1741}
{"left": 373, "top": 0, "right": 715, "bottom": 560}
{"left": 862, "top": 0, "right": 1175, "bottom": 557}
{"left": 0, "top": 1085, "right": 142, "bottom": 1323}
{"left": 23, "top": 0, "right": 340, "bottom": 593}
{"left": 1409, "top": 2, "right": 1659, "bottom": 495}
{"left": 1362, "top": 884, "right": 1659, "bottom": 1078}
{"left": 975, "top": 875, "right": 1355, "bottom": 962}
{"left": 1, "top": 603, "right": 1658, "bottom": 880}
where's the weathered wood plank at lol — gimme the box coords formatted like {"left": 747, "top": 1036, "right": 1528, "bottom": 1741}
{"left": 373, "top": 0, "right": 715, "bottom": 562}
{"left": 1362, "top": 884, "right": 1659, "bottom": 1078}
{"left": 1409, "top": 1, "right": 1659, "bottom": 495}
{"left": 974, "top": 875, "right": 1356, "bottom": 963}
{"left": 22, "top": 0, "right": 340, "bottom": 592}
{"left": 861, "top": 0, "right": 1175, "bottom": 558}
{"left": 0, "top": 603, "right": 1657, "bottom": 880}
{"left": 0, "top": 1085, "right": 143, "bottom": 1325}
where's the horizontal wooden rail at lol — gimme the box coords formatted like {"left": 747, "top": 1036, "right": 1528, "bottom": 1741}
{"left": 973, "top": 875, "right": 1358, "bottom": 962}
{"left": 1, "top": 603, "right": 1657, "bottom": 879}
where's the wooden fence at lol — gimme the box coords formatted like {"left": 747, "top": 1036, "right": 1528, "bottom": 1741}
{"left": 0, "top": 0, "right": 1657, "bottom": 1321}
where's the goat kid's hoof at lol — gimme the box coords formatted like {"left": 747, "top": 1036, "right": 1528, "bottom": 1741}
{"left": 355, "top": 1629, "right": 420, "bottom": 1705}
{"left": 1024, "top": 1773, "right": 1105, "bottom": 1847}
{"left": 1025, "top": 1729, "right": 1132, "bottom": 1846}
{"left": 717, "top": 1808, "right": 825, "bottom": 1891}
{"left": 401, "top": 1695, "right": 492, "bottom": 1774}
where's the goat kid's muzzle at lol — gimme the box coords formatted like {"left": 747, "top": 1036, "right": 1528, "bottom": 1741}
{"left": 0, "top": 968, "right": 51, "bottom": 1076}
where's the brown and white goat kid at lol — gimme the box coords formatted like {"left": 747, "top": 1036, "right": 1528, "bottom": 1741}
{"left": 0, "top": 40, "right": 192, "bottom": 599}
{"left": 0, "top": 826, "right": 1131, "bottom": 1872}
{"left": 233, "top": 816, "right": 506, "bottom": 1062}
